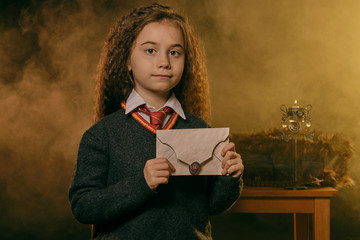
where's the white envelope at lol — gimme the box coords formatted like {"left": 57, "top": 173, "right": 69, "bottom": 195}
{"left": 156, "top": 128, "right": 229, "bottom": 175}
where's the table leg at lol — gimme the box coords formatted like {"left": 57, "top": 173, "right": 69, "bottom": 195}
{"left": 294, "top": 213, "right": 310, "bottom": 240}
{"left": 313, "top": 198, "right": 330, "bottom": 240}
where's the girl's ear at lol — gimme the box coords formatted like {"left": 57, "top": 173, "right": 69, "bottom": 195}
{"left": 127, "top": 62, "right": 132, "bottom": 71}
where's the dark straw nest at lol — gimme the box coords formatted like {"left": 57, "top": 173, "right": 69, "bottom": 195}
{"left": 231, "top": 128, "right": 355, "bottom": 188}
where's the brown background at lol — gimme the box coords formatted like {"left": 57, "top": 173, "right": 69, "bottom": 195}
{"left": 1, "top": 0, "right": 359, "bottom": 239}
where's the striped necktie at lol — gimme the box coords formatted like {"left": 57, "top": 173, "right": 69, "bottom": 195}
{"left": 137, "top": 105, "right": 173, "bottom": 129}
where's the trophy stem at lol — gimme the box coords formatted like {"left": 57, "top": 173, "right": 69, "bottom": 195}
{"left": 285, "top": 136, "right": 307, "bottom": 190}
{"left": 295, "top": 136, "right": 298, "bottom": 183}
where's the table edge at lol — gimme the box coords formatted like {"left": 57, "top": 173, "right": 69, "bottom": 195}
{"left": 240, "top": 187, "right": 338, "bottom": 198}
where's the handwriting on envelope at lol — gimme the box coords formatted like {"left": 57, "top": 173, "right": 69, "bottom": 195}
{"left": 156, "top": 128, "right": 229, "bottom": 175}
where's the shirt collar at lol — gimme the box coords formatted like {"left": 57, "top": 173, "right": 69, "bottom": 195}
{"left": 125, "top": 89, "right": 186, "bottom": 120}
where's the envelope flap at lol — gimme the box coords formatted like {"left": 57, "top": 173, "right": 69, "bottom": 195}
{"left": 157, "top": 128, "right": 229, "bottom": 165}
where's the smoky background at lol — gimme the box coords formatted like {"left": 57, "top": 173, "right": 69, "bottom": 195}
{"left": 0, "top": 0, "right": 359, "bottom": 239}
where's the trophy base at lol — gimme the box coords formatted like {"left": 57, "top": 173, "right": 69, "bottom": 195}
{"left": 285, "top": 184, "right": 308, "bottom": 190}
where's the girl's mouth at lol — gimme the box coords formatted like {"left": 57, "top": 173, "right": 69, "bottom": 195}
{"left": 153, "top": 74, "right": 172, "bottom": 79}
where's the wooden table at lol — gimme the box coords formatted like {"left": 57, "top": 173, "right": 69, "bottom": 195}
{"left": 230, "top": 187, "right": 338, "bottom": 240}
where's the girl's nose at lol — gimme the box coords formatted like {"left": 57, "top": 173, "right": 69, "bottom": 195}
{"left": 157, "top": 53, "right": 170, "bottom": 69}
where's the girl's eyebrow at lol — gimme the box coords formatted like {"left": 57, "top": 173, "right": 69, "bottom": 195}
{"left": 140, "top": 41, "right": 184, "bottom": 49}
{"left": 140, "top": 41, "right": 158, "bottom": 46}
{"left": 172, "top": 44, "right": 184, "bottom": 49}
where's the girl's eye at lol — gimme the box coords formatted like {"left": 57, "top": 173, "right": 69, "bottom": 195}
{"left": 170, "top": 50, "right": 181, "bottom": 56}
{"left": 145, "top": 49, "right": 156, "bottom": 54}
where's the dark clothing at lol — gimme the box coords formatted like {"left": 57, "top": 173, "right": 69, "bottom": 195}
{"left": 69, "top": 108, "right": 242, "bottom": 240}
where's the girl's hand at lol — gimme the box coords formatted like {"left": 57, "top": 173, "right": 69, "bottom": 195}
{"left": 221, "top": 142, "right": 244, "bottom": 177}
{"left": 144, "top": 158, "right": 175, "bottom": 190}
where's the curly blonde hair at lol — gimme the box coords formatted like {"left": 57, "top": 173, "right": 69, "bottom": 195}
{"left": 93, "top": 3, "right": 211, "bottom": 123}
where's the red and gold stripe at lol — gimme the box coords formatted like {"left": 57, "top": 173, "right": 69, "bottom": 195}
{"left": 121, "top": 101, "right": 178, "bottom": 134}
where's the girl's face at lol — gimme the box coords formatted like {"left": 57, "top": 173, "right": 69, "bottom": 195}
{"left": 127, "top": 21, "right": 185, "bottom": 99}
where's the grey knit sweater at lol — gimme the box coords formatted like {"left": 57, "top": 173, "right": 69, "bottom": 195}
{"left": 69, "top": 108, "right": 242, "bottom": 240}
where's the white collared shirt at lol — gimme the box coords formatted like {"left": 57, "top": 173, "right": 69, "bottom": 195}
{"left": 125, "top": 89, "right": 186, "bottom": 128}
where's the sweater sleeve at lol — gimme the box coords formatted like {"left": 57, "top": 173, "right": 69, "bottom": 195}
{"left": 68, "top": 130, "right": 156, "bottom": 224}
{"left": 207, "top": 175, "right": 243, "bottom": 215}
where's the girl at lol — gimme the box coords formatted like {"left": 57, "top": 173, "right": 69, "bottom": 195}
{"left": 69, "top": 4, "right": 244, "bottom": 240}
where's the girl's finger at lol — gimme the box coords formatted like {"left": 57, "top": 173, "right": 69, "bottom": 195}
{"left": 221, "top": 142, "right": 236, "bottom": 157}
{"left": 222, "top": 151, "right": 238, "bottom": 167}
{"left": 156, "top": 170, "right": 171, "bottom": 177}
{"left": 227, "top": 164, "right": 240, "bottom": 175}
{"left": 168, "top": 160, "right": 176, "bottom": 172}
{"left": 223, "top": 159, "right": 236, "bottom": 171}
